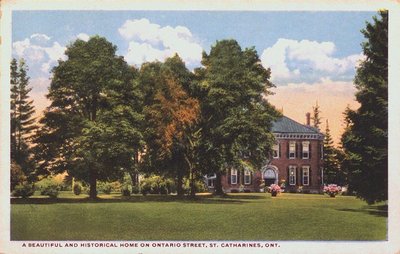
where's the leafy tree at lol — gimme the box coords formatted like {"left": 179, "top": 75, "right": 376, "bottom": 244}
{"left": 311, "top": 101, "right": 322, "bottom": 129}
{"left": 341, "top": 11, "right": 388, "bottom": 204}
{"left": 10, "top": 58, "right": 36, "bottom": 183}
{"left": 140, "top": 55, "right": 200, "bottom": 196}
{"left": 196, "top": 40, "right": 279, "bottom": 195}
{"left": 33, "top": 36, "right": 144, "bottom": 199}
{"left": 323, "top": 120, "right": 340, "bottom": 184}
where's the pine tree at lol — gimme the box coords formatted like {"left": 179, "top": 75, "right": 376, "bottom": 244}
{"left": 341, "top": 11, "right": 388, "bottom": 204}
{"left": 10, "top": 58, "right": 36, "bottom": 181}
{"left": 323, "top": 120, "right": 340, "bottom": 184}
{"left": 311, "top": 101, "right": 322, "bottom": 129}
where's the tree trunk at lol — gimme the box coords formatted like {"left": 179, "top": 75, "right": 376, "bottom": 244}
{"left": 177, "top": 173, "right": 184, "bottom": 196}
{"left": 89, "top": 166, "right": 97, "bottom": 199}
{"left": 215, "top": 171, "right": 224, "bottom": 195}
{"left": 189, "top": 169, "right": 196, "bottom": 198}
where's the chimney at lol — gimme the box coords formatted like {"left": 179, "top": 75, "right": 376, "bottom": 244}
{"left": 306, "top": 112, "right": 311, "bottom": 126}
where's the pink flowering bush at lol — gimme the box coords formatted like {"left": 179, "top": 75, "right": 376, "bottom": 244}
{"left": 323, "top": 184, "right": 342, "bottom": 197}
{"left": 269, "top": 184, "right": 281, "bottom": 196}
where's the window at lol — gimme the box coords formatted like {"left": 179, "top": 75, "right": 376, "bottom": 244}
{"left": 231, "top": 169, "right": 238, "bottom": 184}
{"left": 273, "top": 142, "right": 280, "bottom": 158}
{"left": 244, "top": 169, "right": 251, "bottom": 185}
{"left": 207, "top": 179, "right": 215, "bottom": 187}
{"left": 302, "top": 141, "right": 310, "bottom": 159}
{"left": 289, "top": 141, "right": 296, "bottom": 159}
{"left": 289, "top": 166, "right": 296, "bottom": 185}
{"left": 302, "top": 166, "right": 310, "bottom": 186}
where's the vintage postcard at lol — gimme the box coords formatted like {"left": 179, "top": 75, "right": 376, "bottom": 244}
{"left": 1, "top": 0, "right": 399, "bottom": 254}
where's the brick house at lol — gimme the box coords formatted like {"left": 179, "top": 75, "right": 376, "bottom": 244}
{"left": 206, "top": 114, "right": 324, "bottom": 193}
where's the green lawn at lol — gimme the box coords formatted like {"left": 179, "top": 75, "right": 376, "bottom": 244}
{"left": 11, "top": 192, "right": 387, "bottom": 241}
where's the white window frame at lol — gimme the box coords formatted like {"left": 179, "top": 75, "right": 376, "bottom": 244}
{"left": 302, "top": 166, "right": 310, "bottom": 186}
{"left": 273, "top": 142, "right": 280, "bottom": 158}
{"left": 207, "top": 178, "right": 215, "bottom": 187}
{"left": 289, "top": 166, "right": 296, "bottom": 186}
{"left": 289, "top": 141, "right": 296, "bottom": 159}
{"left": 302, "top": 141, "right": 310, "bottom": 159}
{"left": 231, "top": 169, "right": 238, "bottom": 184}
{"left": 244, "top": 169, "right": 251, "bottom": 185}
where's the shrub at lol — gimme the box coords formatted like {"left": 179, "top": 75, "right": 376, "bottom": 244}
{"left": 73, "top": 183, "right": 82, "bottom": 195}
{"left": 41, "top": 184, "right": 59, "bottom": 198}
{"left": 98, "top": 182, "right": 112, "bottom": 194}
{"left": 131, "top": 185, "right": 140, "bottom": 194}
{"left": 12, "top": 182, "right": 34, "bottom": 198}
{"left": 121, "top": 185, "right": 131, "bottom": 196}
{"left": 231, "top": 189, "right": 239, "bottom": 193}
{"left": 244, "top": 189, "right": 252, "bottom": 193}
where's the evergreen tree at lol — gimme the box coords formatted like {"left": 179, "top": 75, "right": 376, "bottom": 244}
{"left": 341, "top": 11, "right": 388, "bottom": 204}
{"left": 311, "top": 101, "right": 322, "bottom": 129}
{"left": 10, "top": 58, "right": 36, "bottom": 182}
{"left": 323, "top": 120, "right": 340, "bottom": 184}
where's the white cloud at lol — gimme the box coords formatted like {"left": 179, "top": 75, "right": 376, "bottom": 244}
{"left": 119, "top": 18, "right": 203, "bottom": 66}
{"left": 76, "top": 33, "right": 90, "bottom": 42}
{"left": 12, "top": 34, "right": 66, "bottom": 75}
{"left": 30, "top": 33, "right": 51, "bottom": 42}
{"left": 261, "top": 38, "right": 364, "bottom": 83}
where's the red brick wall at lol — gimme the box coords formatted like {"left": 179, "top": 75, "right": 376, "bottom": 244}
{"left": 221, "top": 138, "right": 323, "bottom": 193}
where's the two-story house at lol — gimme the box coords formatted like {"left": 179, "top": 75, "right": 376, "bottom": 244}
{"left": 206, "top": 114, "right": 324, "bottom": 193}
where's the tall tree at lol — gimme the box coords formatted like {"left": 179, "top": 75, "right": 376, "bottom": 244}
{"left": 197, "top": 40, "right": 279, "bottom": 195}
{"left": 10, "top": 58, "right": 36, "bottom": 182}
{"left": 341, "top": 11, "right": 388, "bottom": 204}
{"left": 33, "top": 36, "right": 143, "bottom": 199}
{"left": 140, "top": 55, "right": 200, "bottom": 196}
{"left": 323, "top": 120, "right": 340, "bottom": 184}
{"left": 311, "top": 101, "right": 322, "bottom": 129}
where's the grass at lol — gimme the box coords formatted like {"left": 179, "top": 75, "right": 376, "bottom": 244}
{"left": 11, "top": 192, "right": 387, "bottom": 241}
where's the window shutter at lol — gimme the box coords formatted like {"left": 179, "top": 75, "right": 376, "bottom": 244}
{"left": 287, "top": 167, "right": 290, "bottom": 184}
{"left": 228, "top": 170, "right": 231, "bottom": 185}
{"left": 300, "top": 167, "right": 303, "bottom": 186}
{"left": 309, "top": 142, "right": 312, "bottom": 159}
{"left": 249, "top": 172, "right": 252, "bottom": 185}
{"left": 300, "top": 142, "right": 303, "bottom": 159}
{"left": 309, "top": 167, "right": 312, "bottom": 186}
{"left": 278, "top": 143, "right": 281, "bottom": 158}
{"left": 287, "top": 142, "right": 290, "bottom": 159}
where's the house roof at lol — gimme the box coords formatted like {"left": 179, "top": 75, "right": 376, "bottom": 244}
{"left": 272, "top": 116, "right": 320, "bottom": 134}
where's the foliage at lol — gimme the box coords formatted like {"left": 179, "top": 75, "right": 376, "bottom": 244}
{"left": 10, "top": 58, "right": 36, "bottom": 182}
{"left": 311, "top": 101, "right": 322, "bottom": 129}
{"left": 97, "top": 182, "right": 113, "bottom": 194}
{"left": 33, "top": 36, "right": 144, "bottom": 199}
{"left": 140, "top": 55, "right": 200, "bottom": 196}
{"left": 268, "top": 184, "right": 282, "bottom": 194}
{"left": 140, "top": 175, "right": 174, "bottom": 195}
{"left": 196, "top": 39, "right": 279, "bottom": 194}
{"left": 12, "top": 182, "right": 35, "bottom": 198}
{"left": 41, "top": 185, "right": 59, "bottom": 198}
{"left": 323, "top": 120, "right": 341, "bottom": 184}
{"left": 341, "top": 12, "right": 388, "bottom": 204}
{"left": 121, "top": 185, "right": 131, "bottom": 196}
{"left": 73, "top": 182, "right": 82, "bottom": 195}
{"left": 11, "top": 160, "right": 27, "bottom": 191}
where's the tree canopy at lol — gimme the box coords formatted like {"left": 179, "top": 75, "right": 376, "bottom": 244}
{"left": 33, "top": 36, "right": 144, "bottom": 199}
{"left": 341, "top": 11, "right": 388, "bottom": 204}
{"left": 196, "top": 40, "right": 279, "bottom": 194}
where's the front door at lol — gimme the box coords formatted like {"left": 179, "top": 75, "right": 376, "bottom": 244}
{"left": 264, "top": 169, "right": 277, "bottom": 186}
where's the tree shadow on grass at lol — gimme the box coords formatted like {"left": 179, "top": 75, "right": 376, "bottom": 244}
{"left": 10, "top": 194, "right": 265, "bottom": 205}
{"left": 336, "top": 205, "right": 388, "bottom": 218}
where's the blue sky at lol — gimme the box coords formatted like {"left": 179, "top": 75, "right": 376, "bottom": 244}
{"left": 11, "top": 10, "right": 376, "bottom": 142}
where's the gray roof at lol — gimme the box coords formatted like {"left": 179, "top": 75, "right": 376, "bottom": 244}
{"left": 272, "top": 116, "right": 320, "bottom": 134}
